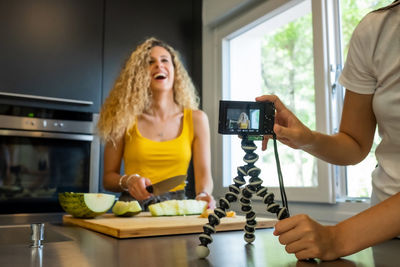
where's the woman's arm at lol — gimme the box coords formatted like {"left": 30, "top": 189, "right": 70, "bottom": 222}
{"left": 103, "top": 137, "right": 125, "bottom": 192}
{"left": 103, "top": 136, "right": 152, "bottom": 200}
{"left": 256, "top": 90, "right": 376, "bottom": 165}
{"left": 192, "top": 110, "right": 216, "bottom": 208}
{"left": 274, "top": 192, "right": 400, "bottom": 260}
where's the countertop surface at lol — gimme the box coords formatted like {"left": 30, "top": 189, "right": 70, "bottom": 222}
{"left": 0, "top": 213, "right": 399, "bottom": 267}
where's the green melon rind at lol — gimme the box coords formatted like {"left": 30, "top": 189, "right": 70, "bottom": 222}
{"left": 58, "top": 192, "right": 115, "bottom": 218}
{"left": 149, "top": 199, "right": 207, "bottom": 216}
{"left": 117, "top": 211, "right": 141, "bottom": 217}
{"left": 112, "top": 200, "right": 142, "bottom": 217}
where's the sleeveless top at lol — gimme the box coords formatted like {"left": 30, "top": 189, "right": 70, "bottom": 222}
{"left": 123, "top": 109, "right": 194, "bottom": 191}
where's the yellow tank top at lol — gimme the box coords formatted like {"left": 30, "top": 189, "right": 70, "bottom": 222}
{"left": 123, "top": 109, "right": 194, "bottom": 191}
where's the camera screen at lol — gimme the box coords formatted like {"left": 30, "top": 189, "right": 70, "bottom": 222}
{"left": 226, "top": 108, "right": 260, "bottom": 131}
{"left": 218, "top": 100, "right": 274, "bottom": 135}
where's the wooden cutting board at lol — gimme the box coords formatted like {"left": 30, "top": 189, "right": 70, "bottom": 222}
{"left": 63, "top": 212, "right": 277, "bottom": 238}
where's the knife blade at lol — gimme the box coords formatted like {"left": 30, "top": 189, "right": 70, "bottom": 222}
{"left": 145, "top": 175, "right": 187, "bottom": 196}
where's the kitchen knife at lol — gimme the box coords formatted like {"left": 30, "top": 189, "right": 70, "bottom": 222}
{"left": 145, "top": 175, "right": 187, "bottom": 196}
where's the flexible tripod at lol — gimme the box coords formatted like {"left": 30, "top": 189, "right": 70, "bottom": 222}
{"left": 196, "top": 135, "right": 290, "bottom": 258}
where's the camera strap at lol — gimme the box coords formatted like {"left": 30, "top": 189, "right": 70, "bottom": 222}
{"left": 272, "top": 133, "right": 290, "bottom": 215}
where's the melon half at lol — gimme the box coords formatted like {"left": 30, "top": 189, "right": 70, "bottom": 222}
{"left": 149, "top": 199, "right": 207, "bottom": 216}
{"left": 59, "top": 192, "right": 115, "bottom": 218}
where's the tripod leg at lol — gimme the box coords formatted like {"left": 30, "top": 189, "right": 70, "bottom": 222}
{"left": 240, "top": 138, "right": 260, "bottom": 244}
{"left": 196, "top": 136, "right": 289, "bottom": 258}
{"left": 196, "top": 172, "right": 246, "bottom": 258}
{"left": 242, "top": 138, "right": 290, "bottom": 220}
{"left": 241, "top": 186, "right": 257, "bottom": 243}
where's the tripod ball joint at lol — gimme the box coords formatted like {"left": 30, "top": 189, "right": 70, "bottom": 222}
{"left": 277, "top": 207, "right": 290, "bottom": 220}
{"left": 196, "top": 245, "right": 210, "bottom": 258}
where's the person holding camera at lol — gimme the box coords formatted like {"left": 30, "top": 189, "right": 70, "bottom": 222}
{"left": 97, "top": 37, "right": 215, "bottom": 210}
{"left": 256, "top": 1, "right": 400, "bottom": 261}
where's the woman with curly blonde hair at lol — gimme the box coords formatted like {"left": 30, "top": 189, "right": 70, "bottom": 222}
{"left": 97, "top": 37, "right": 215, "bottom": 210}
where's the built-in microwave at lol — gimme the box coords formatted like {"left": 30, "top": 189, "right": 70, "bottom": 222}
{"left": 0, "top": 104, "right": 100, "bottom": 214}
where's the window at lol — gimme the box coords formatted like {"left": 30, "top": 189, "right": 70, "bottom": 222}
{"left": 203, "top": 0, "right": 392, "bottom": 204}
{"left": 226, "top": 0, "right": 317, "bottom": 190}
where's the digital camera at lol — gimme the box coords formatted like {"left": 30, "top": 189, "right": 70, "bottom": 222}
{"left": 218, "top": 100, "right": 275, "bottom": 135}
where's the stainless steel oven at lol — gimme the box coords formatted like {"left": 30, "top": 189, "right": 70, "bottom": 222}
{"left": 0, "top": 104, "right": 100, "bottom": 213}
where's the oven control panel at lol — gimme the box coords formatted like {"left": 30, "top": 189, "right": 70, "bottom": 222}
{"left": 0, "top": 115, "right": 95, "bottom": 134}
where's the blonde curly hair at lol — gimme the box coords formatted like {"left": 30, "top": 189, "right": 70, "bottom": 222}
{"left": 97, "top": 37, "right": 200, "bottom": 144}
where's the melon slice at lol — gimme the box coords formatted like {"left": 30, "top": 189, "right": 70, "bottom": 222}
{"left": 149, "top": 199, "right": 207, "bottom": 216}
{"left": 112, "top": 200, "right": 142, "bottom": 217}
{"left": 58, "top": 192, "right": 115, "bottom": 218}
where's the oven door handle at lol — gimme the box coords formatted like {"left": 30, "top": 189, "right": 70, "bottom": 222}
{"left": 0, "top": 129, "right": 93, "bottom": 141}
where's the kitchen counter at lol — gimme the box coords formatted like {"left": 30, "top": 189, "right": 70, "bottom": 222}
{"left": 0, "top": 213, "right": 399, "bottom": 267}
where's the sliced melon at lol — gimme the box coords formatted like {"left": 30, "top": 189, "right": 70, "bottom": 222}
{"left": 58, "top": 192, "right": 115, "bottom": 218}
{"left": 149, "top": 199, "right": 207, "bottom": 216}
{"left": 112, "top": 200, "right": 142, "bottom": 217}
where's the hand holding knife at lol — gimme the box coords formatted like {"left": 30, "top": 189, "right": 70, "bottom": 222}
{"left": 125, "top": 174, "right": 187, "bottom": 200}
{"left": 145, "top": 175, "right": 187, "bottom": 196}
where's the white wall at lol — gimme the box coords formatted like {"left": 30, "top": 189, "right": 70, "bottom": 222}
{"left": 203, "top": 0, "right": 258, "bottom": 27}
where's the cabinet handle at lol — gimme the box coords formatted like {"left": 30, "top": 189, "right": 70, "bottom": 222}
{"left": 0, "top": 129, "right": 94, "bottom": 141}
{"left": 0, "top": 91, "right": 93, "bottom": 105}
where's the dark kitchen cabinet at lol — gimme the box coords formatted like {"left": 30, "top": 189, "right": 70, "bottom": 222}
{"left": 0, "top": 0, "right": 103, "bottom": 113}
{"left": 102, "top": 0, "right": 202, "bottom": 100}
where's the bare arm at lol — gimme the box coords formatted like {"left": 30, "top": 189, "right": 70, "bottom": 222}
{"left": 192, "top": 110, "right": 216, "bottom": 208}
{"left": 256, "top": 90, "right": 376, "bottom": 165}
{"left": 103, "top": 136, "right": 152, "bottom": 199}
{"left": 333, "top": 192, "right": 400, "bottom": 256}
{"left": 103, "top": 137, "right": 125, "bottom": 192}
{"left": 274, "top": 192, "right": 400, "bottom": 260}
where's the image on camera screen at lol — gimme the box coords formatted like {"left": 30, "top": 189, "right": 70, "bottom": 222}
{"left": 226, "top": 108, "right": 260, "bottom": 132}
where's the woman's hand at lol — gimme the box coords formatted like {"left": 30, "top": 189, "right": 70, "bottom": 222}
{"left": 274, "top": 214, "right": 340, "bottom": 261}
{"left": 255, "top": 95, "right": 314, "bottom": 151}
{"left": 196, "top": 192, "right": 216, "bottom": 209}
{"left": 126, "top": 174, "right": 153, "bottom": 200}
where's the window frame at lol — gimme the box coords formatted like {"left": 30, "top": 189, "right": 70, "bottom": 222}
{"left": 203, "top": 0, "right": 339, "bottom": 203}
{"left": 325, "top": 0, "right": 348, "bottom": 199}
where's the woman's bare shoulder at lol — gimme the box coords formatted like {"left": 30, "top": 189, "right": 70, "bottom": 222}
{"left": 192, "top": 109, "right": 209, "bottom": 123}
